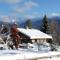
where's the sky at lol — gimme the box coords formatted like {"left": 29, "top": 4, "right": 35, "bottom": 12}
{"left": 0, "top": 0, "right": 60, "bottom": 22}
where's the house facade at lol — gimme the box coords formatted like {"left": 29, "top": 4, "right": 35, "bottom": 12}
{"left": 17, "top": 28, "right": 52, "bottom": 44}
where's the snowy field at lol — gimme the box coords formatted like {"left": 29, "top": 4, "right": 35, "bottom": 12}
{"left": 0, "top": 42, "right": 60, "bottom": 60}
{"left": 0, "top": 49, "right": 60, "bottom": 60}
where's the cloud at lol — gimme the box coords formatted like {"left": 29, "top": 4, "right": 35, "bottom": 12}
{"left": 25, "top": 1, "right": 39, "bottom": 8}
{"left": 23, "top": 13, "right": 40, "bottom": 19}
{"left": 15, "top": 1, "right": 39, "bottom": 13}
{"left": 5, "top": 0, "right": 20, "bottom": 4}
{"left": 48, "top": 13, "right": 60, "bottom": 18}
{"left": 51, "top": 13, "right": 60, "bottom": 16}
{"left": 24, "top": 15, "right": 35, "bottom": 19}
{"left": 2, "top": 16, "right": 10, "bottom": 22}
{"left": 0, "top": 0, "right": 22, "bottom": 4}
{"left": 0, "top": 15, "right": 10, "bottom": 22}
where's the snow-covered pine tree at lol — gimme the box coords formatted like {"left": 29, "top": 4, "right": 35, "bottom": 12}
{"left": 25, "top": 19, "right": 32, "bottom": 29}
{"left": 41, "top": 15, "right": 50, "bottom": 34}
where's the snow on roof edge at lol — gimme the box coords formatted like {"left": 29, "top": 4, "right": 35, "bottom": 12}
{"left": 17, "top": 28, "right": 52, "bottom": 39}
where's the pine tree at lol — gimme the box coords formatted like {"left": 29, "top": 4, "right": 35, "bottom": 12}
{"left": 41, "top": 15, "right": 50, "bottom": 34}
{"left": 26, "top": 19, "right": 32, "bottom": 29}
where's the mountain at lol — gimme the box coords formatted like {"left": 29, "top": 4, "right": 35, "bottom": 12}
{"left": 19, "top": 16, "right": 60, "bottom": 30}
{"left": 0, "top": 16, "right": 60, "bottom": 31}
{"left": 18, "top": 18, "right": 42, "bottom": 29}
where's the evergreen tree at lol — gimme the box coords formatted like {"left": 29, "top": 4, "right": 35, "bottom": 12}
{"left": 41, "top": 15, "right": 50, "bottom": 34}
{"left": 26, "top": 19, "right": 32, "bottom": 29}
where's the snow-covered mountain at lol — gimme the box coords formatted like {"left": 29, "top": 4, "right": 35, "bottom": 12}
{"left": 0, "top": 16, "right": 60, "bottom": 30}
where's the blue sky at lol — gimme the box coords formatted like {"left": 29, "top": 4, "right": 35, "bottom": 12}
{"left": 0, "top": 0, "right": 60, "bottom": 22}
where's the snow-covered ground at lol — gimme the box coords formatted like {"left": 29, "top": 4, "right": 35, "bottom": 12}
{"left": 0, "top": 42, "right": 60, "bottom": 60}
{"left": 0, "top": 49, "right": 60, "bottom": 60}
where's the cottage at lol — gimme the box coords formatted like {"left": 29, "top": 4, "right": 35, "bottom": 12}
{"left": 17, "top": 28, "right": 52, "bottom": 44}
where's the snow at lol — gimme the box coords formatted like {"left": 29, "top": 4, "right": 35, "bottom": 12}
{"left": 17, "top": 28, "right": 52, "bottom": 39}
{"left": 0, "top": 38, "right": 58, "bottom": 60}
{"left": 0, "top": 41, "right": 60, "bottom": 60}
{"left": 0, "top": 49, "right": 60, "bottom": 60}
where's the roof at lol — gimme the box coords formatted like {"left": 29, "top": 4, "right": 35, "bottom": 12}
{"left": 17, "top": 28, "right": 52, "bottom": 39}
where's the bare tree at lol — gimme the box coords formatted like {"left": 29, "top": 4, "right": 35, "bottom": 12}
{"left": 50, "top": 20, "right": 57, "bottom": 33}
{"left": 50, "top": 19, "right": 57, "bottom": 45}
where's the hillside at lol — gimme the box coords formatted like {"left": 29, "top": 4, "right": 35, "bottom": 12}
{"left": 0, "top": 16, "right": 60, "bottom": 31}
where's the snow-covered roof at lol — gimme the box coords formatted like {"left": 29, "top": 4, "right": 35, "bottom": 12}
{"left": 17, "top": 28, "right": 52, "bottom": 39}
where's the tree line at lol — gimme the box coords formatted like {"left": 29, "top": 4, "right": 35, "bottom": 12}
{"left": 25, "top": 15, "right": 60, "bottom": 45}
{"left": 0, "top": 15, "right": 60, "bottom": 45}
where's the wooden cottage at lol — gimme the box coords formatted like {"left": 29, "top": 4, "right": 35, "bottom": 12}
{"left": 17, "top": 28, "right": 52, "bottom": 44}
